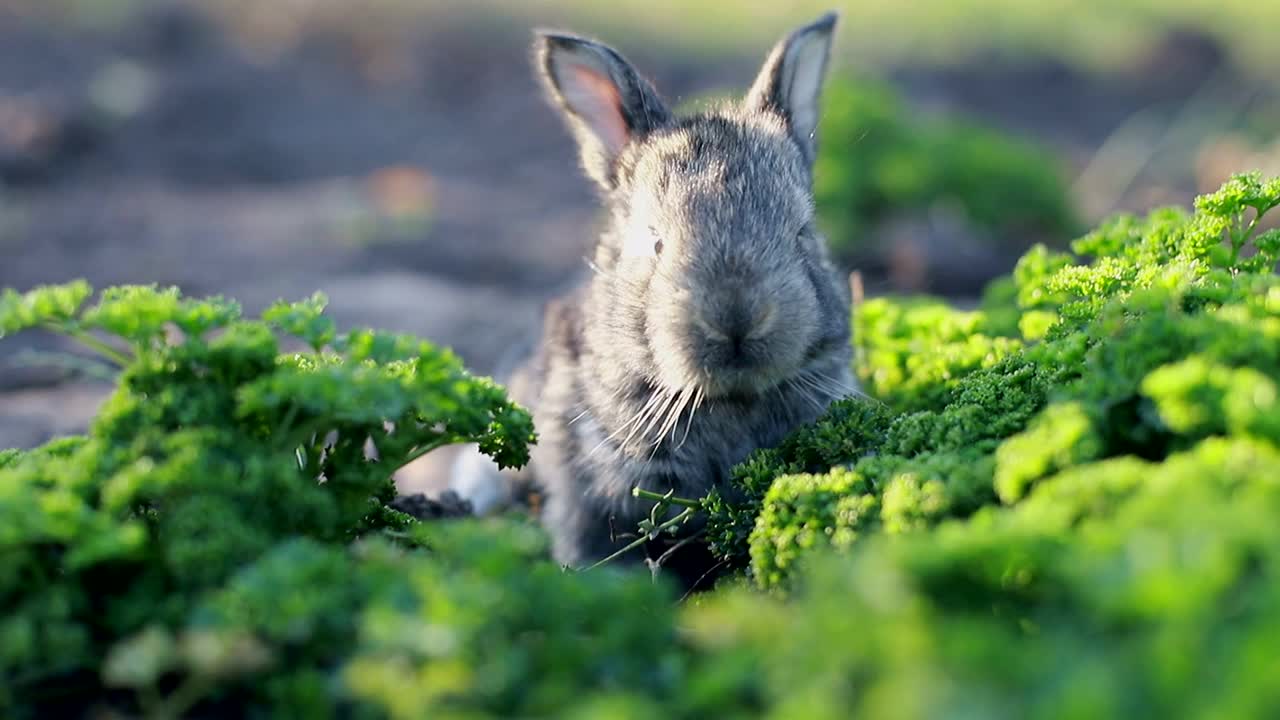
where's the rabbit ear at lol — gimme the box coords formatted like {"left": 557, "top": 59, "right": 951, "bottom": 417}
{"left": 746, "top": 12, "right": 839, "bottom": 165}
{"left": 535, "top": 32, "right": 671, "bottom": 190}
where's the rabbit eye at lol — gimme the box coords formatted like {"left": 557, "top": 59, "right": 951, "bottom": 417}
{"left": 648, "top": 225, "right": 664, "bottom": 256}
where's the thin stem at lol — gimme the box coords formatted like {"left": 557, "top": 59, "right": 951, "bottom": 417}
{"left": 632, "top": 486, "right": 702, "bottom": 509}
{"left": 1231, "top": 215, "right": 1249, "bottom": 263}
{"left": 1230, "top": 207, "right": 1269, "bottom": 264}
{"left": 43, "top": 323, "right": 132, "bottom": 367}
{"left": 386, "top": 437, "right": 450, "bottom": 475}
{"left": 586, "top": 507, "right": 695, "bottom": 570}
{"left": 1241, "top": 209, "right": 1264, "bottom": 248}
{"left": 1244, "top": 213, "right": 1261, "bottom": 242}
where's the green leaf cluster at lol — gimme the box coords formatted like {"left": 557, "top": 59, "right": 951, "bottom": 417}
{"left": 0, "top": 285, "right": 534, "bottom": 717}
{"left": 4, "top": 173, "right": 1280, "bottom": 718}
{"left": 714, "top": 172, "right": 1280, "bottom": 593}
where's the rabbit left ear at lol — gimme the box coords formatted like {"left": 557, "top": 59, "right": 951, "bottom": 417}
{"left": 535, "top": 32, "right": 672, "bottom": 190}
{"left": 746, "top": 12, "right": 839, "bottom": 166}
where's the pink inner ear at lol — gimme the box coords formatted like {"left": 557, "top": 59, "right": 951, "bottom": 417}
{"left": 566, "top": 64, "right": 629, "bottom": 154}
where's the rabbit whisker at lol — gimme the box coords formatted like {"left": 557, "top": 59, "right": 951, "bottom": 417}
{"left": 634, "top": 386, "right": 681, "bottom": 448}
{"left": 786, "top": 377, "right": 827, "bottom": 414}
{"left": 588, "top": 386, "right": 668, "bottom": 457}
{"left": 800, "top": 376, "right": 833, "bottom": 413}
{"left": 798, "top": 370, "right": 871, "bottom": 402}
{"left": 645, "top": 383, "right": 697, "bottom": 461}
{"left": 654, "top": 384, "right": 695, "bottom": 448}
{"left": 676, "top": 386, "right": 705, "bottom": 449}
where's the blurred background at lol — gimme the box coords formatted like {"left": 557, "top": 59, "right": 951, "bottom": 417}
{"left": 3, "top": 0, "right": 1279, "bottom": 479}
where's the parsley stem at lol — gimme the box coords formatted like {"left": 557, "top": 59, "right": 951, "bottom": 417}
{"left": 395, "top": 438, "right": 450, "bottom": 471}
{"left": 44, "top": 324, "right": 132, "bottom": 367}
{"left": 632, "top": 487, "right": 702, "bottom": 509}
{"left": 586, "top": 506, "right": 696, "bottom": 570}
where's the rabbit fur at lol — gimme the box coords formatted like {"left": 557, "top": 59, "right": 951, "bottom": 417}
{"left": 450, "top": 11, "right": 857, "bottom": 584}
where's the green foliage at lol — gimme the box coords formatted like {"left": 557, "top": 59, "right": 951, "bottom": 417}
{"left": 658, "top": 173, "right": 1280, "bottom": 717}
{"left": 176, "top": 522, "right": 701, "bottom": 720}
{"left": 747, "top": 467, "right": 876, "bottom": 589}
{"left": 340, "top": 524, "right": 691, "bottom": 719}
{"left": 0, "top": 283, "right": 534, "bottom": 717}
{"left": 6, "top": 173, "right": 1280, "bottom": 718}
{"left": 708, "top": 354, "right": 1055, "bottom": 583}
{"left": 702, "top": 398, "right": 894, "bottom": 562}
{"left": 686, "top": 435, "right": 1280, "bottom": 718}
{"left": 715, "top": 172, "right": 1280, "bottom": 593}
{"left": 813, "top": 78, "right": 1079, "bottom": 262}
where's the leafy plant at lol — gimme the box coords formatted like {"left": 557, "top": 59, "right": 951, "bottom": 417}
{"left": 704, "top": 172, "right": 1280, "bottom": 592}
{"left": 4, "top": 173, "right": 1280, "bottom": 719}
{"left": 666, "top": 171, "right": 1280, "bottom": 717}
{"left": 0, "top": 284, "right": 535, "bottom": 717}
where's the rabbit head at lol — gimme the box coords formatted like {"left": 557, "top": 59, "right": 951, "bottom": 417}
{"left": 535, "top": 13, "right": 850, "bottom": 402}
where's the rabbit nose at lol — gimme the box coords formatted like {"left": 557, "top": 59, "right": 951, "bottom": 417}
{"left": 694, "top": 300, "right": 778, "bottom": 349}
{"left": 722, "top": 304, "right": 754, "bottom": 345}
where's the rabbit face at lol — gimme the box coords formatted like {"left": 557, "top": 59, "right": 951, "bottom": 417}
{"left": 613, "top": 112, "right": 828, "bottom": 399}
{"left": 536, "top": 12, "right": 848, "bottom": 401}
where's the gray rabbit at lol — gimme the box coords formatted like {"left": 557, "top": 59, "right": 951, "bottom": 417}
{"left": 451, "top": 12, "right": 856, "bottom": 586}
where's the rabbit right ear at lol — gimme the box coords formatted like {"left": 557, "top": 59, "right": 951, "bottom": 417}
{"left": 535, "top": 32, "right": 671, "bottom": 190}
{"left": 746, "top": 12, "right": 839, "bottom": 166}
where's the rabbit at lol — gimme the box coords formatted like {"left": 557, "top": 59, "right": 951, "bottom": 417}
{"left": 450, "top": 11, "right": 857, "bottom": 588}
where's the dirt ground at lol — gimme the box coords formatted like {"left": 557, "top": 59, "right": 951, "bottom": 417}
{"left": 1, "top": 3, "right": 1271, "bottom": 491}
